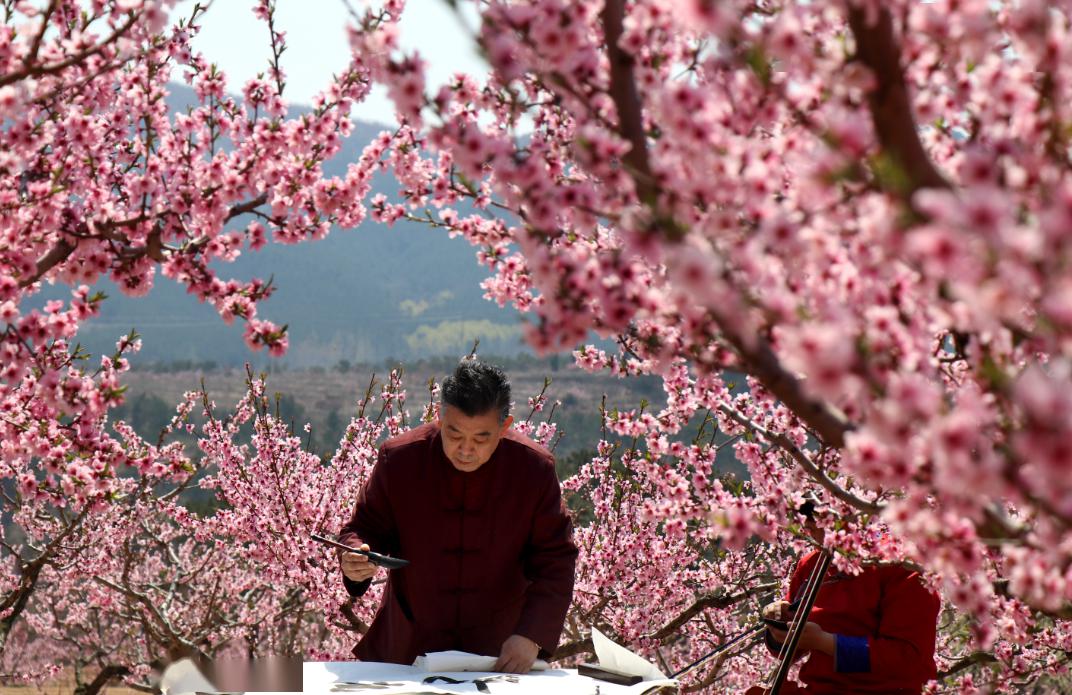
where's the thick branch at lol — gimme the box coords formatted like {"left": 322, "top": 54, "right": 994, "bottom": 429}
{"left": 601, "top": 0, "right": 656, "bottom": 205}
{"left": 719, "top": 404, "right": 884, "bottom": 515}
{"left": 846, "top": 7, "right": 950, "bottom": 200}
{"left": 937, "top": 651, "right": 998, "bottom": 680}
{"left": 550, "top": 637, "right": 594, "bottom": 662}
{"left": 74, "top": 664, "right": 131, "bottom": 695}
{"left": 19, "top": 238, "right": 76, "bottom": 288}
{"left": 0, "top": 561, "right": 42, "bottom": 653}
{"left": 226, "top": 192, "right": 270, "bottom": 222}
{"left": 647, "top": 582, "right": 779, "bottom": 642}
{"left": 25, "top": 1, "right": 58, "bottom": 68}
{"left": 339, "top": 600, "right": 369, "bottom": 634}
{"left": 718, "top": 325, "right": 853, "bottom": 450}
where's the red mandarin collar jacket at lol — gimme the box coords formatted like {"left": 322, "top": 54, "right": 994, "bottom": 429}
{"left": 339, "top": 422, "right": 578, "bottom": 664}
{"left": 773, "top": 550, "right": 940, "bottom": 694}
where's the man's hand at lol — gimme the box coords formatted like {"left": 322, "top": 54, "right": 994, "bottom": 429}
{"left": 767, "top": 620, "right": 836, "bottom": 657}
{"left": 494, "top": 634, "right": 539, "bottom": 673}
{"left": 340, "top": 543, "right": 378, "bottom": 583}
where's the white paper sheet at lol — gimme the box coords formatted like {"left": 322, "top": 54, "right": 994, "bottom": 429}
{"left": 591, "top": 627, "right": 667, "bottom": 681}
{"left": 413, "top": 650, "right": 549, "bottom": 672}
{"left": 304, "top": 661, "right": 677, "bottom": 695}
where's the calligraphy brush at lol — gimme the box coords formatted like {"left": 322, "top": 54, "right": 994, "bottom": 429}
{"left": 310, "top": 533, "right": 410, "bottom": 569}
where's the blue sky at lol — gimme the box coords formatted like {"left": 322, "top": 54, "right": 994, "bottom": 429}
{"left": 175, "top": 0, "right": 487, "bottom": 125}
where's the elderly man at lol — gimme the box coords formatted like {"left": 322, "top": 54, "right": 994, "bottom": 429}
{"left": 339, "top": 359, "right": 578, "bottom": 673}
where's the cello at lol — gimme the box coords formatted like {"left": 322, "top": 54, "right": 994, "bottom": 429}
{"left": 760, "top": 549, "right": 833, "bottom": 694}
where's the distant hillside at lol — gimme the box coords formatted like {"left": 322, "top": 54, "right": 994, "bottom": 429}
{"left": 41, "top": 84, "right": 527, "bottom": 367}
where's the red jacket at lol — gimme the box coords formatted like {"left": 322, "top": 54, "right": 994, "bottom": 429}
{"left": 772, "top": 550, "right": 940, "bottom": 694}
{"left": 339, "top": 423, "right": 577, "bottom": 664}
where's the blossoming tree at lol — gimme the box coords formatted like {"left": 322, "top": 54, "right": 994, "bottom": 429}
{"left": 4, "top": 0, "right": 1072, "bottom": 692}
{"left": 0, "top": 0, "right": 379, "bottom": 689}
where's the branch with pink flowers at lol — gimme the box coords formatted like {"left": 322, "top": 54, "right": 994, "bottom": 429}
{"left": 0, "top": 8, "right": 140, "bottom": 88}
{"left": 717, "top": 404, "right": 882, "bottom": 515}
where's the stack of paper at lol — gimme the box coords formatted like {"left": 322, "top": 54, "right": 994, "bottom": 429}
{"left": 413, "top": 650, "right": 549, "bottom": 672}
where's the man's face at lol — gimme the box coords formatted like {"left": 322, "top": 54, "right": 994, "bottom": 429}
{"left": 439, "top": 404, "right": 513, "bottom": 472}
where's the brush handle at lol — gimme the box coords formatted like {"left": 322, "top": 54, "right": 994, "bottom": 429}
{"left": 310, "top": 533, "right": 410, "bottom": 569}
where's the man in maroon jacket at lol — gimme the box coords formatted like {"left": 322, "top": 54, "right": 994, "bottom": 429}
{"left": 338, "top": 360, "right": 578, "bottom": 673}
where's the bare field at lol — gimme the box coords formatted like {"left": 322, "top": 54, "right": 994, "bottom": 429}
{"left": 124, "top": 363, "right": 654, "bottom": 416}
{"left": 120, "top": 362, "right": 666, "bottom": 458}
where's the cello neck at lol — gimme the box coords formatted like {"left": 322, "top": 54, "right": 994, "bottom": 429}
{"left": 763, "top": 550, "right": 833, "bottom": 695}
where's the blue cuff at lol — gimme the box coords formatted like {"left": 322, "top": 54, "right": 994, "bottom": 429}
{"left": 835, "top": 634, "right": 870, "bottom": 673}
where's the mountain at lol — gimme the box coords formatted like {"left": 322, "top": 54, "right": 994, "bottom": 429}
{"left": 42, "top": 84, "right": 527, "bottom": 367}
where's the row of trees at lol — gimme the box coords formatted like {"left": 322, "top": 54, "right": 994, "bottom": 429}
{"left": 2, "top": 0, "right": 1072, "bottom": 692}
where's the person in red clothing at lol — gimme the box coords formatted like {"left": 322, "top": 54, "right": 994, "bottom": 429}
{"left": 748, "top": 504, "right": 941, "bottom": 694}
{"left": 337, "top": 359, "right": 578, "bottom": 674}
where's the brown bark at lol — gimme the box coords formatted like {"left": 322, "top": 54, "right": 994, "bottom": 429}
{"left": 936, "top": 651, "right": 998, "bottom": 680}
{"left": 18, "top": 238, "right": 76, "bottom": 288}
{"left": 717, "top": 321, "right": 854, "bottom": 451}
{"left": 647, "top": 582, "right": 778, "bottom": 642}
{"left": 74, "top": 664, "right": 131, "bottom": 695}
{"left": 847, "top": 7, "right": 951, "bottom": 200}
{"left": 550, "top": 636, "right": 594, "bottom": 661}
{"left": 601, "top": 0, "right": 657, "bottom": 206}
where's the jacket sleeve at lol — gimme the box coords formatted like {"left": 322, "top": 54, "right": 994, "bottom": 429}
{"left": 513, "top": 462, "right": 578, "bottom": 657}
{"left": 835, "top": 567, "right": 939, "bottom": 679}
{"left": 338, "top": 446, "right": 399, "bottom": 598}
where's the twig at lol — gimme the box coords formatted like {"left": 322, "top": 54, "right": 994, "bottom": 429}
{"left": 718, "top": 404, "right": 883, "bottom": 514}
{"left": 646, "top": 582, "right": 779, "bottom": 642}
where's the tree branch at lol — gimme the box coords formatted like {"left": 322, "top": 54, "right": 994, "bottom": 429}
{"left": 92, "top": 576, "right": 205, "bottom": 657}
{"left": 718, "top": 404, "right": 884, "bottom": 514}
{"left": 0, "top": 509, "right": 90, "bottom": 652}
{"left": 937, "top": 651, "right": 998, "bottom": 680}
{"left": 17, "top": 191, "right": 267, "bottom": 289}
{"left": 73, "top": 664, "right": 131, "bottom": 695}
{"left": 550, "top": 636, "right": 593, "bottom": 662}
{"left": 846, "top": 7, "right": 950, "bottom": 201}
{"left": 716, "top": 324, "right": 854, "bottom": 450}
{"left": 226, "top": 192, "right": 269, "bottom": 222}
{"left": 601, "top": 0, "right": 656, "bottom": 207}
{"left": 646, "top": 582, "right": 779, "bottom": 642}
{"left": 338, "top": 599, "right": 369, "bottom": 634}
{"left": 0, "top": 11, "right": 141, "bottom": 89}
{"left": 18, "top": 238, "right": 77, "bottom": 288}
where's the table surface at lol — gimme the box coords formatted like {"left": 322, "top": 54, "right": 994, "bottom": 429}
{"left": 303, "top": 661, "right": 679, "bottom": 695}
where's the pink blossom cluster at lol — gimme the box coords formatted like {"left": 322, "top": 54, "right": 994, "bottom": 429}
{"left": 0, "top": 0, "right": 384, "bottom": 688}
